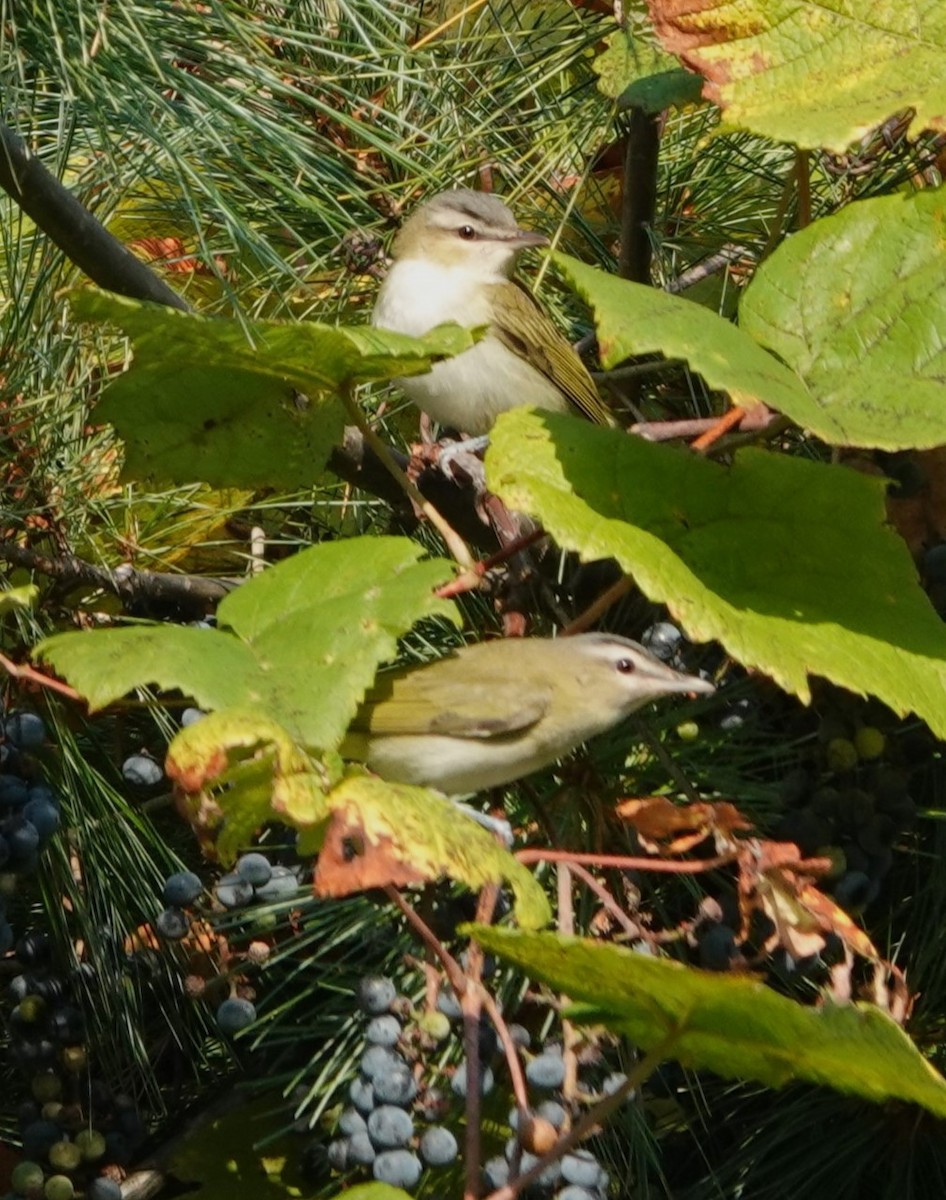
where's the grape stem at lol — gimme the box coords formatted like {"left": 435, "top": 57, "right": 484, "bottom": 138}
{"left": 517, "top": 848, "right": 740, "bottom": 873}
{"left": 0, "top": 650, "right": 81, "bottom": 702}
{"left": 567, "top": 861, "right": 642, "bottom": 938}
{"left": 556, "top": 865, "right": 580, "bottom": 1105}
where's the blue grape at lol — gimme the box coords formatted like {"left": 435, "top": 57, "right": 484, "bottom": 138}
{"left": 6, "top": 817, "right": 40, "bottom": 860}
{"left": 360, "top": 1045, "right": 402, "bottom": 1080}
{"left": 5, "top": 712, "right": 47, "bottom": 750}
{"left": 338, "top": 1108, "right": 366, "bottom": 1137}
{"left": 327, "top": 1138, "right": 349, "bottom": 1171}
{"left": 436, "top": 987, "right": 462, "bottom": 1021}
{"left": 162, "top": 871, "right": 203, "bottom": 907}
{"left": 641, "top": 621, "right": 683, "bottom": 662}
{"left": 365, "top": 1015, "right": 401, "bottom": 1047}
{"left": 23, "top": 800, "right": 59, "bottom": 843}
{"left": 698, "top": 924, "right": 737, "bottom": 971}
{"left": 451, "top": 1061, "right": 494, "bottom": 1098}
{"left": 88, "top": 1179, "right": 122, "bottom": 1200}
{"left": 103, "top": 1132, "right": 132, "bottom": 1166}
{"left": 254, "top": 865, "right": 299, "bottom": 902}
{"left": 235, "top": 852, "right": 272, "bottom": 887}
{"left": 357, "top": 975, "right": 396, "bottom": 1016}
{"left": 561, "top": 1150, "right": 601, "bottom": 1188}
{"left": 15, "top": 932, "right": 49, "bottom": 965}
{"left": 349, "top": 1077, "right": 375, "bottom": 1115}
{"left": 214, "top": 872, "right": 254, "bottom": 909}
{"left": 216, "top": 997, "right": 256, "bottom": 1034}
{"left": 373, "top": 1149, "right": 421, "bottom": 1189}
{"left": 121, "top": 754, "right": 163, "bottom": 786}
{"left": 372, "top": 1062, "right": 417, "bottom": 1107}
{"left": 557, "top": 1188, "right": 598, "bottom": 1200}
{"left": 419, "top": 1125, "right": 458, "bottom": 1167}
{"left": 483, "top": 1157, "right": 510, "bottom": 1189}
{"left": 22, "top": 1119, "right": 61, "bottom": 1159}
{"left": 0, "top": 776, "right": 29, "bottom": 805}
{"left": 525, "top": 1051, "right": 566, "bottom": 1090}
{"left": 536, "top": 1098, "right": 567, "bottom": 1128}
{"left": 180, "top": 707, "right": 205, "bottom": 727}
{"left": 366, "top": 1105, "right": 414, "bottom": 1149}
{"left": 348, "top": 1131, "right": 375, "bottom": 1166}
{"left": 155, "top": 908, "right": 190, "bottom": 940}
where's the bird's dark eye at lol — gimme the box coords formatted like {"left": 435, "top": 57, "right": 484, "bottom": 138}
{"left": 457, "top": 225, "right": 476, "bottom": 240}
{"left": 616, "top": 658, "right": 636, "bottom": 674}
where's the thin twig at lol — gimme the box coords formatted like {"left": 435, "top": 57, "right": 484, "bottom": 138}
{"left": 691, "top": 406, "right": 746, "bottom": 453}
{"left": 568, "top": 862, "right": 641, "bottom": 938}
{"left": 563, "top": 574, "right": 633, "bottom": 635}
{"left": 339, "top": 386, "right": 474, "bottom": 569}
{"left": 411, "top": 0, "right": 489, "bottom": 50}
{"left": 556, "top": 865, "right": 580, "bottom": 1103}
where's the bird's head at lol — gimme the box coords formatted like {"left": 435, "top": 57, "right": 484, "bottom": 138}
{"left": 392, "top": 188, "right": 548, "bottom": 280}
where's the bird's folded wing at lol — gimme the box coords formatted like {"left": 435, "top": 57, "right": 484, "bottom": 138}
{"left": 486, "top": 281, "right": 614, "bottom": 426}
{"left": 351, "top": 676, "right": 551, "bottom": 739}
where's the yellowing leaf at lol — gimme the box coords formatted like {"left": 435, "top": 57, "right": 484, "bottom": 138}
{"left": 648, "top": 0, "right": 946, "bottom": 151}
{"left": 315, "top": 775, "right": 551, "bottom": 931}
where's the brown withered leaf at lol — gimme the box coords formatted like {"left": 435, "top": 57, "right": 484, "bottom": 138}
{"left": 617, "top": 796, "right": 752, "bottom": 854}
{"left": 314, "top": 808, "right": 426, "bottom": 898}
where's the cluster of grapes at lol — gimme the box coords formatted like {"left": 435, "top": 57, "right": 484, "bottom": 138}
{"left": 773, "top": 735, "right": 916, "bottom": 914}
{"left": 322, "top": 974, "right": 460, "bottom": 1190}
{"left": 6, "top": 935, "right": 146, "bottom": 1200}
{"left": 0, "top": 710, "right": 62, "bottom": 952}
{"left": 155, "top": 851, "right": 300, "bottom": 1035}
{"left": 484, "top": 1042, "right": 615, "bottom": 1200}
{"left": 319, "top": 971, "right": 614, "bottom": 1198}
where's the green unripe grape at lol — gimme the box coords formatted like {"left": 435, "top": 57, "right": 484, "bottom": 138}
{"left": 31, "top": 1072, "right": 63, "bottom": 1103}
{"left": 826, "top": 737, "right": 858, "bottom": 773}
{"left": 417, "top": 1011, "right": 451, "bottom": 1043}
{"left": 854, "top": 726, "right": 886, "bottom": 761}
{"left": 41, "top": 1103, "right": 64, "bottom": 1123}
{"left": 60, "top": 1045, "right": 87, "bottom": 1074}
{"left": 48, "top": 1141, "right": 82, "bottom": 1172}
{"left": 75, "top": 1130, "right": 107, "bottom": 1161}
{"left": 12, "top": 1161, "right": 46, "bottom": 1198}
{"left": 814, "top": 845, "right": 846, "bottom": 881}
{"left": 676, "top": 720, "right": 699, "bottom": 742}
{"left": 44, "top": 1177, "right": 74, "bottom": 1200}
{"left": 17, "top": 995, "right": 47, "bottom": 1023}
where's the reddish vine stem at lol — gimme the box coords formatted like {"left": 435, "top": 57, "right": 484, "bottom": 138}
{"left": 0, "top": 651, "right": 82, "bottom": 702}
{"left": 562, "top": 573, "right": 633, "bottom": 636}
{"left": 691, "top": 405, "right": 747, "bottom": 453}
{"left": 436, "top": 526, "right": 547, "bottom": 600}
{"left": 516, "top": 848, "right": 739, "bottom": 873}
{"left": 556, "top": 865, "right": 580, "bottom": 1104}
{"left": 567, "top": 862, "right": 641, "bottom": 938}
{"left": 382, "top": 885, "right": 467, "bottom": 997}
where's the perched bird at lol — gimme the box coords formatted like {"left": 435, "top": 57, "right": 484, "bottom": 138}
{"left": 371, "top": 188, "right": 612, "bottom": 435}
{"left": 342, "top": 633, "right": 713, "bottom": 795}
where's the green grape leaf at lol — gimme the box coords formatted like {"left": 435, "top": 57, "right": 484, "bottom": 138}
{"left": 70, "top": 287, "right": 478, "bottom": 487}
{"left": 37, "top": 625, "right": 259, "bottom": 714}
{"left": 594, "top": 24, "right": 702, "bottom": 113}
{"left": 647, "top": 0, "right": 946, "bottom": 152}
{"left": 740, "top": 189, "right": 946, "bottom": 450}
{"left": 0, "top": 585, "right": 38, "bottom": 613}
{"left": 554, "top": 252, "right": 813, "bottom": 422}
{"left": 37, "top": 536, "right": 457, "bottom": 750}
{"left": 486, "top": 409, "right": 946, "bottom": 736}
{"left": 315, "top": 775, "right": 551, "bottom": 931}
{"left": 468, "top": 927, "right": 946, "bottom": 1117}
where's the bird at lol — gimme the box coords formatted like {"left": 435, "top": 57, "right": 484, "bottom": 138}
{"left": 341, "top": 633, "right": 714, "bottom": 795}
{"left": 371, "top": 188, "right": 612, "bottom": 436}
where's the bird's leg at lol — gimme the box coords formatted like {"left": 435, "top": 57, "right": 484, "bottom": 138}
{"left": 436, "top": 436, "right": 490, "bottom": 489}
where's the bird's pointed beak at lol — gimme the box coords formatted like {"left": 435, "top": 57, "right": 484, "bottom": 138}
{"left": 643, "top": 660, "right": 716, "bottom": 698}
{"left": 510, "top": 227, "right": 550, "bottom": 248}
